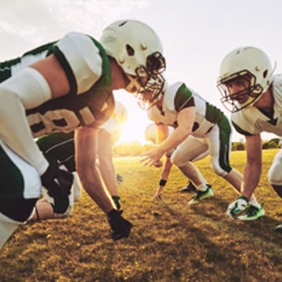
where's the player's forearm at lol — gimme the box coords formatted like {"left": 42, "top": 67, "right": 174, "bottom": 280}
{"left": 158, "top": 127, "right": 189, "bottom": 154}
{"left": 241, "top": 162, "right": 262, "bottom": 199}
{"left": 77, "top": 166, "right": 116, "bottom": 213}
{"left": 160, "top": 158, "right": 173, "bottom": 180}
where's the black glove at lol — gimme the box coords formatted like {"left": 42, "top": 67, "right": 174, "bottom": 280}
{"left": 107, "top": 210, "right": 133, "bottom": 241}
{"left": 41, "top": 164, "right": 73, "bottom": 214}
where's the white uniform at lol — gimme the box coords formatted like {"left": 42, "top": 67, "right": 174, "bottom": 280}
{"left": 147, "top": 82, "right": 233, "bottom": 176}
{"left": 232, "top": 74, "right": 282, "bottom": 185}
{"left": 0, "top": 32, "right": 114, "bottom": 249}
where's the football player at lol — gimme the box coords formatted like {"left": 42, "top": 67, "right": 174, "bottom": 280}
{"left": 140, "top": 81, "right": 263, "bottom": 217}
{"left": 217, "top": 46, "right": 282, "bottom": 228}
{"left": 29, "top": 101, "right": 128, "bottom": 220}
{"left": 0, "top": 19, "right": 166, "bottom": 249}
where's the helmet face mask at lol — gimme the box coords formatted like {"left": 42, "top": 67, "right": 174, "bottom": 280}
{"left": 217, "top": 46, "right": 275, "bottom": 113}
{"left": 218, "top": 70, "right": 264, "bottom": 112}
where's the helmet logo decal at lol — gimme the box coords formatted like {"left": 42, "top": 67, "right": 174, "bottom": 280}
{"left": 119, "top": 21, "right": 128, "bottom": 27}
{"left": 141, "top": 43, "right": 147, "bottom": 51}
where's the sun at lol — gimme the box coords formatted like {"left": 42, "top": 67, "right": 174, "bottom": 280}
{"left": 114, "top": 90, "right": 150, "bottom": 144}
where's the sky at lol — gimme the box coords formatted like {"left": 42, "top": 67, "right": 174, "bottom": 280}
{"left": 1, "top": 0, "right": 282, "bottom": 143}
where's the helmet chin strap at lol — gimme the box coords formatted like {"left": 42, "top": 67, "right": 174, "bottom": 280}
{"left": 124, "top": 75, "right": 141, "bottom": 94}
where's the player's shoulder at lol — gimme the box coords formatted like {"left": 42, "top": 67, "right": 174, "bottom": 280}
{"left": 164, "top": 81, "right": 194, "bottom": 110}
{"left": 272, "top": 74, "right": 282, "bottom": 101}
{"left": 231, "top": 109, "right": 257, "bottom": 135}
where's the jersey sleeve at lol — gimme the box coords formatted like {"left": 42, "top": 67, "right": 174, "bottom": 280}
{"left": 165, "top": 82, "right": 195, "bottom": 112}
{"left": 231, "top": 111, "right": 254, "bottom": 136}
{"left": 52, "top": 32, "right": 105, "bottom": 96}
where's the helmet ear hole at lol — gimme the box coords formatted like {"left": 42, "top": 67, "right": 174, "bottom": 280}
{"left": 126, "top": 44, "right": 135, "bottom": 56}
{"left": 263, "top": 70, "right": 268, "bottom": 79}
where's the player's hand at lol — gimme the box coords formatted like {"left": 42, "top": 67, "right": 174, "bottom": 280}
{"left": 152, "top": 187, "right": 163, "bottom": 200}
{"left": 41, "top": 164, "right": 73, "bottom": 214}
{"left": 107, "top": 210, "right": 133, "bottom": 241}
{"left": 140, "top": 147, "right": 164, "bottom": 166}
{"left": 226, "top": 196, "right": 249, "bottom": 219}
{"left": 153, "top": 159, "right": 163, "bottom": 168}
{"left": 152, "top": 193, "right": 162, "bottom": 200}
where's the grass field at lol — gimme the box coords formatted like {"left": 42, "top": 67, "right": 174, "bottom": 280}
{"left": 1, "top": 149, "right": 282, "bottom": 281}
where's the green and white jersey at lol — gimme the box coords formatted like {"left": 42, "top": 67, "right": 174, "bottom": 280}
{"left": 0, "top": 32, "right": 115, "bottom": 201}
{"left": 147, "top": 82, "right": 230, "bottom": 138}
{"left": 232, "top": 74, "right": 282, "bottom": 136}
{"left": 1, "top": 32, "right": 115, "bottom": 137}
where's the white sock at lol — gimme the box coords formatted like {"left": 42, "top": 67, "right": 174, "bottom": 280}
{"left": 196, "top": 183, "right": 209, "bottom": 192}
{"left": 249, "top": 197, "right": 260, "bottom": 208}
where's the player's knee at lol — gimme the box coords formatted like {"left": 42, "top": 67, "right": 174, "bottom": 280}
{"left": 170, "top": 151, "right": 188, "bottom": 167}
{"left": 268, "top": 164, "right": 282, "bottom": 185}
{"left": 211, "top": 161, "right": 229, "bottom": 177}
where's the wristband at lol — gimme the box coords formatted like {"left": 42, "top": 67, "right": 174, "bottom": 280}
{"left": 159, "top": 179, "right": 167, "bottom": 186}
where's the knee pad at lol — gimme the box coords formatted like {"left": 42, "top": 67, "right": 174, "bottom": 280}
{"left": 170, "top": 150, "right": 188, "bottom": 167}
{"left": 268, "top": 162, "right": 282, "bottom": 186}
{"left": 211, "top": 159, "right": 229, "bottom": 177}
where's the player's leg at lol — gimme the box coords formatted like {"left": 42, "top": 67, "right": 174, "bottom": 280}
{"left": 268, "top": 149, "right": 282, "bottom": 231}
{"left": 170, "top": 136, "right": 214, "bottom": 205}
{"left": 34, "top": 132, "right": 76, "bottom": 220}
{"left": 208, "top": 126, "right": 264, "bottom": 220}
{"left": 0, "top": 141, "right": 40, "bottom": 250}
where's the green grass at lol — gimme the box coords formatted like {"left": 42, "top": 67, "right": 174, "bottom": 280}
{"left": 1, "top": 149, "right": 282, "bottom": 281}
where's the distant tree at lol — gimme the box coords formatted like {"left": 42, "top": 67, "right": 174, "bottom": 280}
{"left": 232, "top": 142, "right": 245, "bottom": 151}
{"left": 265, "top": 140, "right": 278, "bottom": 149}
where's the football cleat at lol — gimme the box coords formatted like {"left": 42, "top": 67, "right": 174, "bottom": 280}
{"left": 274, "top": 224, "right": 282, "bottom": 232}
{"left": 237, "top": 204, "right": 265, "bottom": 221}
{"left": 188, "top": 185, "right": 214, "bottom": 205}
{"left": 226, "top": 196, "right": 249, "bottom": 219}
{"left": 179, "top": 181, "right": 197, "bottom": 193}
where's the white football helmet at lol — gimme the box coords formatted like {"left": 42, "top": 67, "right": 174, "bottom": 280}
{"left": 113, "top": 101, "right": 128, "bottom": 125}
{"left": 100, "top": 19, "right": 166, "bottom": 108}
{"left": 217, "top": 46, "right": 276, "bottom": 112}
{"left": 145, "top": 123, "right": 158, "bottom": 144}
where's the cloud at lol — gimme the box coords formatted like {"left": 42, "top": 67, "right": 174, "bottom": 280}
{"left": 0, "top": 0, "right": 148, "bottom": 59}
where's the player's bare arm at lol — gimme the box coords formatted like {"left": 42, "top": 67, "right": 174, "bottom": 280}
{"left": 242, "top": 134, "right": 262, "bottom": 199}
{"left": 30, "top": 54, "right": 70, "bottom": 98}
{"left": 141, "top": 107, "right": 195, "bottom": 166}
{"left": 74, "top": 126, "right": 116, "bottom": 213}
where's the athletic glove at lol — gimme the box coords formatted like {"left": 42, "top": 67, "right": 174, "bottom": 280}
{"left": 227, "top": 196, "right": 249, "bottom": 219}
{"left": 41, "top": 164, "right": 73, "bottom": 214}
{"left": 107, "top": 210, "right": 133, "bottom": 241}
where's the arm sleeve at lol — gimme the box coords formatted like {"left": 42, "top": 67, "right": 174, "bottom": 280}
{"left": 0, "top": 88, "right": 49, "bottom": 174}
{"left": 0, "top": 68, "right": 53, "bottom": 174}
